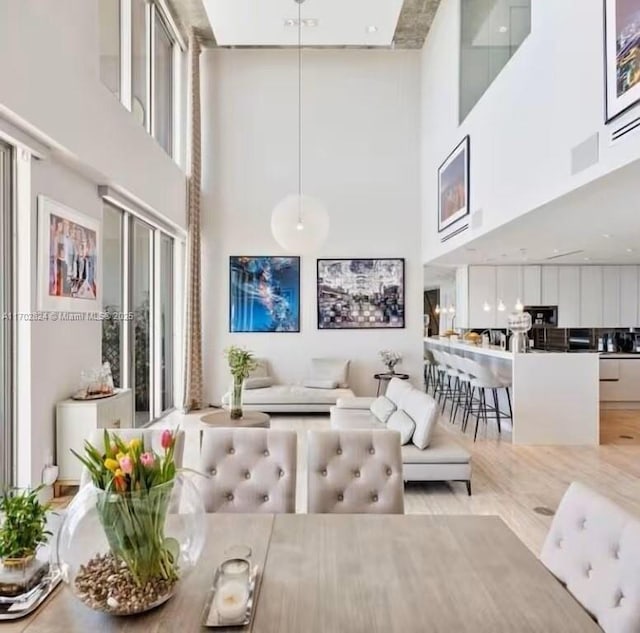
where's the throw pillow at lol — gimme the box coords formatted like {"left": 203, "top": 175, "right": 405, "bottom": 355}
{"left": 244, "top": 377, "right": 274, "bottom": 390}
{"left": 386, "top": 410, "right": 416, "bottom": 445}
{"left": 303, "top": 379, "right": 338, "bottom": 389}
{"left": 248, "top": 359, "right": 269, "bottom": 379}
{"left": 308, "top": 358, "right": 350, "bottom": 388}
{"left": 402, "top": 389, "right": 439, "bottom": 450}
{"left": 385, "top": 378, "right": 413, "bottom": 408}
{"left": 369, "top": 396, "right": 396, "bottom": 424}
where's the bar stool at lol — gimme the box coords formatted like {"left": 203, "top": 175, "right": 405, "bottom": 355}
{"left": 462, "top": 359, "right": 511, "bottom": 441}
{"left": 439, "top": 351, "right": 463, "bottom": 417}
{"left": 423, "top": 349, "right": 438, "bottom": 395}
{"left": 431, "top": 350, "right": 450, "bottom": 409}
{"left": 449, "top": 355, "right": 473, "bottom": 425}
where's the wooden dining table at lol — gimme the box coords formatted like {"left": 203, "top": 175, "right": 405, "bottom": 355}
{"left": 12, "top": 514, "right": 601, "bottom": 633}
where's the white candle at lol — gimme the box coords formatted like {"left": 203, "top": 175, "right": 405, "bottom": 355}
{"left": 216, "top": 580, "right": 249, "bottom": 622}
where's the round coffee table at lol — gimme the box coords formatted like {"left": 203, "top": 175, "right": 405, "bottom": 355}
{"left": 373, "top": 372, "right": 410, "bottom": 396}
{"left": 200, "top": 409, "right": 271, "bottom": 428}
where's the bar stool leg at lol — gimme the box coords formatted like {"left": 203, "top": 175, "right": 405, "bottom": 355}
{"left": 463, "top": 386, "right": 474, "bottom": 433}
{"left": 492, "top": 388, "right": 502, "bottom": 434}
{"left": 506, "top": 387, "right": 513, "bottom": 419}
{"left": 473, "top": 388, "right": 484, "bottom": 442}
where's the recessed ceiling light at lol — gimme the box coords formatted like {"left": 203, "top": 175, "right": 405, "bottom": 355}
{"left": 284, "top": 18, "right": 296, "bottom": 26}
{"left": 366, "top": 25, "right": 378, "bottom": 33}
{"left": 553, "top": 249, "right": 559, "bottom": 254}
{"left": 498, "top": 25, "right": 509, "bottom": 33}
{"left": 602, "top": 233, "right": 611, "bottom": 238}
{"left": 627, "top": 248, "right": 634, "bottom": 253}
{"left": 584, "top": 257, "right": 591, "bottom": 261}
{"left": 303, "top": 18, "right": 318, "bottom": 27}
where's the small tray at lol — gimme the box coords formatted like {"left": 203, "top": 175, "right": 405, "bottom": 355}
{"left": 202, "top": 565, "right": 261, "bottom": 629}
{"left": 71, "top": 391, "right": 115, "bottom": 401}
{"left": 0, "top": 568, "right": 62, "bottom": 620}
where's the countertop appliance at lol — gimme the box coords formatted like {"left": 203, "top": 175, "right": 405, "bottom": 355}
{"left": 569, "top": 329, "right": 592, "bottom": 353}
{"left": 523, "top": 306, "right": 558, "bottom": 328}
{"left": 508, "top": 311, "right": 532, "bottom": 353}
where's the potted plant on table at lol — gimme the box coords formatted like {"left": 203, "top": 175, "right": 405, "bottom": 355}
{"left": 55, "top": 428, "right": 205, "bottom": 616}
{"left": 0, "top": 487, "right": 51, "bottom": 597}
{"left": 379, "top": 349, "right": 402, "bottom": 374}
{"left": 225, "top": 346, "right": 257, "bottom": 420}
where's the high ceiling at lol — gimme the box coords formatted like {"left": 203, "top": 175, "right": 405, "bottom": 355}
{"left": 168, "top": 0, "right": 441, "bottom": 48}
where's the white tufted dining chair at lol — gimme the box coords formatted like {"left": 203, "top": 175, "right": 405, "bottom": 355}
{"left": 307, "top": 429, "right": 404, "bottom": 514}
{"left": 79, "top": 428, "right": 185, "bottom": 487}
{"left": 197, "top": 428, "right": 297, "bottom": 513}
{"left": 540, "top": 481, "right": 640, "bottom": 633}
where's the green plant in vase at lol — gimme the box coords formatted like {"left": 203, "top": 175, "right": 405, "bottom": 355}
{"left": 71, "top": 429, "right": 181, "bottom": 614}
{"left": 225, "top": 346, "right": 257, "bottom": 419}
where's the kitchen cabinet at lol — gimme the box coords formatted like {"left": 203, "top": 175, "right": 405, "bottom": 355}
{"left": 496, "top": 266, "right": 522, "bottom": 328}
{"left": 522, "top": 266, "right": 541, "bottom": 306}
{"left": 558, "top": 266, "right": 580, "bottom": 327}
{"left": 600, "top": 358, "right": 640, "bottom": 402}
{"left": 602, "top": 267, "right": 621, "bottom": 327}
{"left": 541, "top": 266, "right": 559, "bottom": 305}
{"left": 580, "top": 266, "right": 603, "bottom": 327}
{"left": 468, "top": 266, "right": 496, "bottom": 329}
{"left": 455, "top": 266, "right": 469, "bottom": 329}
{"left": 619, "top": 265, "right": 639, "bottom": 327}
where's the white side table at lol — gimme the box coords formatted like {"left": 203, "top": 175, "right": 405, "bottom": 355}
{"left": 55, "top": 388, "right": 133, "bottom": 495}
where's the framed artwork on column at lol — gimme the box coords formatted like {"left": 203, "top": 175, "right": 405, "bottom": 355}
{"left": 604, "top": 0, "right": 640, "bottom": 123}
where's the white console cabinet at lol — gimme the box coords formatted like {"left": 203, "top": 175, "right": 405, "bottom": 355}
{"left": 55, "top": 388, "right": 134, "bottom": 492}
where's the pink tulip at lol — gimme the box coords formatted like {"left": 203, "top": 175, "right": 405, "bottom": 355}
{"left": 118, "top": 455, "right": 133, "bottom": 475}
{"left": 161, "top": 429, "right": 174, "bottom": 450}
{"left": 140, "top": 452, "right": 155, "bottom": 468}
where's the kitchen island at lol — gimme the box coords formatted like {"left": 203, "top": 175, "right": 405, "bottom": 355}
{"left": 425, "top": 337, "right": 600, "bottom": 446}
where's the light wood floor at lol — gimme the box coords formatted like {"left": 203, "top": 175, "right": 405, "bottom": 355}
{"left": 600, "top": 408, "right": 640, "bottom": 444}
{"left": 156, "top": 406, "right": 640, "bottom": 556}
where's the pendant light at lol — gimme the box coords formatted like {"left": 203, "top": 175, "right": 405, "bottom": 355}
{"left": 271, "top": 0, "right": 329, "bottom": 254}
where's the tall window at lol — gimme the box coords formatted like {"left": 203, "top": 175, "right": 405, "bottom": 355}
{"left": 101, "top": 202, "right": 177, "bottom": 425}
{"left": 99, "top": 0, "right": 121, "bottom": 98}
{"left": 153, "top": 11, "right": 174, "bottom": 154}
{"left": 98, "top": 0, "right": 179, "bottom": 157}
{"left": 0, "top": 142, "right": 13, "bottom": 488}
{"left": 459, "top": 0, "right": 531, "bottom": 122}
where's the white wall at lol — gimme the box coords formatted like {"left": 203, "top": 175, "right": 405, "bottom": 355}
{"left": 201, "top": 49, "right": 422, "bottom": 401}
{"left": 0, "top": 0, "right": 186, "bottom": 228}
{"left": 420, "top": 0, "right": 640, "bottom": 264}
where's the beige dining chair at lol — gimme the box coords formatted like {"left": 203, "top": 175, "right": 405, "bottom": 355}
{"left": 307, "top": 429, "right": 404, "bottom": 514}
{"left": 79, "top": 428, "right": 185, "bottom": 487}
{"left": 540, "top": 481, "right": 640, "bottom": 633}
{"left": 197, "top": 428, "right": 297, "bottom": 513}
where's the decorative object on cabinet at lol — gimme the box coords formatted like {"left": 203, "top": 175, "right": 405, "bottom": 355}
{"left": 604, "top": 0, "right": 640, "bottom": 123}
{"left": 317, "top": 258, "right": 405, "bottom": 329}
{"left": 55, "top": 388, "right": 133, "bottom": 495}
{"left": 438, "top": 136, "right": 470, "bottom": 233}
{"left": 37, "top": 196, "right": 100, "bottom": 312}
{"left": 73, "top": 362, "right": 114, "bottom": 400}
{"left": 229, "top": 256, "right": 300, "bottom": 333}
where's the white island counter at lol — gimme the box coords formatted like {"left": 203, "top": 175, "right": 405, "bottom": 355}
{"left": 425, "top": 337, "right": 600, "bottom": 446}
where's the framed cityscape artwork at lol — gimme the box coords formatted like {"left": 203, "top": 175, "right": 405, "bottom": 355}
{"left": 604, "top": 0, "right": 640, "bottom": 123}
{"left": 437, "top": 136, "right": 470, "bottom": 233}
{"left": 317, "top": 258, "right": 405, "bottom": 330}
{"left": 229, "top": 256, "right": 300, "bottom": 333}
{"left": 38, "top": 195, "right": 101, "bottom": 312}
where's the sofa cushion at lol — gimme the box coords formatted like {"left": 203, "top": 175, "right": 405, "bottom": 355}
{"left": 387, "top": 410, "right": 415, "bottom": 445}
{"left": 401, "top": 428, "right": 470, "bottom": 464}
{"left": 309, "top": 358, "right": 350, "bottom": 388}
{"left": 369, "top": 396, "right": 396, "bottom": 424}
{"left": 244, "top": 376, "right": 274, "bottom": 390}
{"left": 303, "top": 379, "right": 339, "bottom": 389}
{"left": 385, "top": 378, "right": 413, "bottom": 407}
{"left": 225, "top": 385, "right": 354, "bottom": 406}
{"left": 249, "top": 359, "right": 270, "bottom": 379}
{"left": 336, "top": 397, "right": 376, "bottom": 410}
{"left": 401, "top": 389, "right": 438, "bottom": 450}
{"left": 330, "top": 408, "right": 386, "bottom": 430}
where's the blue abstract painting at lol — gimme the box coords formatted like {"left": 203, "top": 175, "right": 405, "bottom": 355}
{"left": 229, "top": 256, "right": 301, "bottom": 332}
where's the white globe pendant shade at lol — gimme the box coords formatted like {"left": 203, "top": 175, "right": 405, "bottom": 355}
{"left": 271, "top": 193, "right": 330, "bottom": 254}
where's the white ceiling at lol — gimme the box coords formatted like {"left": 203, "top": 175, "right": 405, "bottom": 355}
{"left": 201, "top": 0, "right": 405, "bottom": 47}
{"left": 429, "top": 159, "right": 640, "bottom": 267}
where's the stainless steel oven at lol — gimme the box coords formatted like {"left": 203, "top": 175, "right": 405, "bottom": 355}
{"left": 523, "top": 306, "right": 558, "bottom": 328}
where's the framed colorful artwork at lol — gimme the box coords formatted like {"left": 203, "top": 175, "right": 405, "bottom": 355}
{"left": 438, "top": 136, "right": 470, "bottom": 234}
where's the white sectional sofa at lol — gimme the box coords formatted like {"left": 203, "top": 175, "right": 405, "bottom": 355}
{"left": 330, "top": 378, "right": 472, "bottom": 494}
{"left": 222, "top": 358, "right": 355, "bottom": 413}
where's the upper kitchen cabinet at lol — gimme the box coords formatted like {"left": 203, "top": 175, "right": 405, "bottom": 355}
{"left": 557, "top": 266, "right": 580, "bottom": 327}
{"left": 580, "top": 266, "right": 603, "bottom": 327}
{"left": 619, "top": 265, "right": 639, "bottom": 327}
{"left": 522, "top": 265, "right": 542, "bottom": 306}
{"left": 541, "top": 266, "right": 559, "bottom": 305}
{"left": 602, "top": 266, "right": 621, "bottom": 327}
{"left": 496, "top": 266, "right": 522, "bottom": 328}
{"left": 468, "top": 266, "right": 497, "bottom": 329}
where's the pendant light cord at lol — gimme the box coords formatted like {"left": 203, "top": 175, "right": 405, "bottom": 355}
{"left": 297, "top": 0, "right": 302, "bottom": 225}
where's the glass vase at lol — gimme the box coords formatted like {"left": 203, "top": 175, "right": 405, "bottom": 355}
{"left": 230, "top": 377, "right": 244, "bottom": 420}
{"left": 53, "top": 474, "right": 205, "bottom": 616}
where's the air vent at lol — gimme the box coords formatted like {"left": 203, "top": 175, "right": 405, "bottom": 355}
{"left": 571, "top": 133, "right": 599, "bottom": 175}
{"left": 440, "top": 223, "right": 468, "bottom": 243}
{"left": 544, "top": 249, "right": 584, "bottom": 261}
